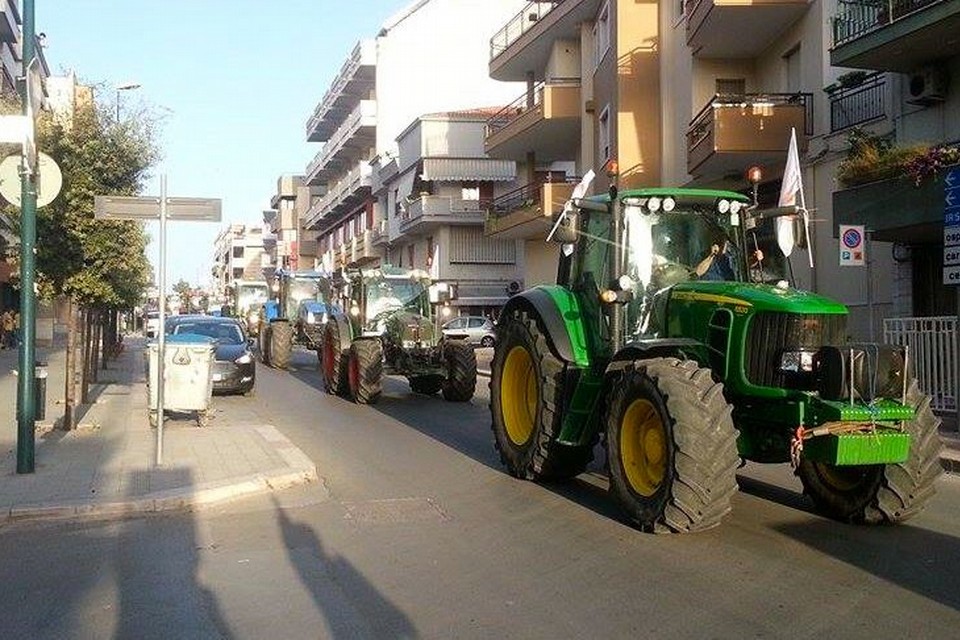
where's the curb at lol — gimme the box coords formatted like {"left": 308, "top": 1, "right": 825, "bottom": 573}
{"left": 0, "top": 462, "right": 318, "bottom": 525}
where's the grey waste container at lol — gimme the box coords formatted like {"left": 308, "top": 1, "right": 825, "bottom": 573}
{"left": 147, "top": 334, "right": 215, "bottom": 427}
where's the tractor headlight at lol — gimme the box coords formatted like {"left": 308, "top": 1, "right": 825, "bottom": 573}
{"left": 618, "top": 275, "right": 635, "bottom": 291}
{"left": 599, "top": 289, "right": 619, "bottom": 303}
{"left": 729, "top": 200, "right": 743, "bottom": 215}
{"left": 717, "top": 199, "right": 731, "bottom": 214}
{"left": 779, "top": 350, "right": 816, "bottom": 373}
{"left": 235, "top": 353, "right": 253, "bottom": 365}
{"left": 306, "top": 311, "right": 316, "bottom": 324}
{"left": 647, "top": 197, "right": 661, "bottom": 212}
{"left": 350, "top": 305, "right": 360, "bottom": 317}
{"left": 661, "top": 197, "right": 675, "bottom": 212}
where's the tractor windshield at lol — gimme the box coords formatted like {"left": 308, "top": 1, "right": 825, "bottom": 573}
{"left": 365, "top": 277, "right": 427, "bottom": 320}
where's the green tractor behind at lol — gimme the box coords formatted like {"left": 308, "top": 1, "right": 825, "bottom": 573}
{"left": 259, "top": 269, "right": 332, "bottom": 369}
{"left": 489, "top": 182, "right": 942, "bottom": 533}
{"left": 322, "top": 265, "right": 477, "bottom": 405}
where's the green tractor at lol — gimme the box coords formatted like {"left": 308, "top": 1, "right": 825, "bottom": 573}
{"left": 259, "top": 269, "right": 332, "bottom": 369}
{"left": 322, "top": 265, "right": 477, "bottom": 405}
{"left": 489, "top": 182, "right": 942, "bottom": 533}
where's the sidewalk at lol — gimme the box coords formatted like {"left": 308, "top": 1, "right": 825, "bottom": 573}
{"left": 0, "top": 337, "right": 316, "bottom": 523}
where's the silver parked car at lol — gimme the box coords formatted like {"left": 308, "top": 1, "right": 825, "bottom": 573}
{"left": 442, "top": 315, "right": 495, "bottom": 347}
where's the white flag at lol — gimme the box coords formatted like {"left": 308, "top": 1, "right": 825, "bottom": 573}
{"left": 776, "top": 127, "right": 804, "bottom": 259}
{"left": 428, "top": 243, "right": 440, "bottom": 280}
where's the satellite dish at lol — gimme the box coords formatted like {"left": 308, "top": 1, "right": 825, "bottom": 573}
{"left": 0, "top": 152, "right": 63, "bottom": 208}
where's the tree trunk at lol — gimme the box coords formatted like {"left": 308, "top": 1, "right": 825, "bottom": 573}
{"left": 91, "top": 309, "right": 101, "bottom": 381}
{"left": 80, "top": 306, "right": 90, "bottom": 404}
{"left": 62, "top": 299, "right": 77, "bottom": 430}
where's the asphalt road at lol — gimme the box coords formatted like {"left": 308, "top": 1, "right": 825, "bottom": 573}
{"left": 1, "top": 347, "right": 959, "bottom": 639}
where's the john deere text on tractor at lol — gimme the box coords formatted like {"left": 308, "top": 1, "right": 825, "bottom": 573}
{"left": 322, "top": 265, "right": 476, "bottom": 405}
{"left": 489, "top": 180, "right": 942, "bottom": 533}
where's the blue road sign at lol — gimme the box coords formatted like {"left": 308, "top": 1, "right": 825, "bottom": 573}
{"left": 946, "top": 210, "right": 960, "bottom": 226}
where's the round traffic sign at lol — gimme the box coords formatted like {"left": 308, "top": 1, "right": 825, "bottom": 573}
{"left": 842, "top": 227, "right": 862, "bottom": 249}
{"left": 0, "top": 152, "right": 63, "bottom": 208}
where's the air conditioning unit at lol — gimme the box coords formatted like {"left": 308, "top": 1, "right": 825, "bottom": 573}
{"left": 506, "top": 280, "right": 522, "bottom": 295}
{"left": 906, "top": 67, "right": 948, "bottom": 106}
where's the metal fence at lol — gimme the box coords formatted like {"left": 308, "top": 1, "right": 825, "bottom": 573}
{"left": 833, "top": 0, "right": 945, "bottom": 47}
{"left": 883, "top": 316, "right": 957, "bottom": 413}
{"left": 829, "top": 72, "right": 886, "bottom": 132}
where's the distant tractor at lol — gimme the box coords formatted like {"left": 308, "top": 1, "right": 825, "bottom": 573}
{"left": 231, "top": 280, "right": 269, "bottom": 336}
{"left": 322, "top": 265, "right": 476, "bottom": 405}
{"left": 489, "top": 180, "right": 942, "bottom": 533}
{"left": 259, "top": 270, "right": 331, "bottom": 369}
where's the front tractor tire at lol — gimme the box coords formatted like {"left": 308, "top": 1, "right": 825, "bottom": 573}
{"left": 490, "top": 310, "right": 594, "bottom": 481}
{"left": 797, "top": 377, "right": 943, "bottom": 524}
{"left": 606, "top": 358, "right": 739, "bottom": 533}
{"left": 442, "top": 340, "right": 477, "bottom": 402}
{"left": 269, "top": 321, "right": 293, "bottom": 370}
{"left": 348, "top": 339, "right": 383, "bottom": 405}
{"left": 322, "top": 321, "right": 348, "bottom": 396}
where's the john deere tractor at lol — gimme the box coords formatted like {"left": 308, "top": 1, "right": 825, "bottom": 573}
{"left": 259, "top": 269, "right": 331, "bottom": 369}
{"left": 489, "top": 184, "right": 942, "bottom": 533}
{"left": 322, "top": 265, "right": 476, "bottom": 405}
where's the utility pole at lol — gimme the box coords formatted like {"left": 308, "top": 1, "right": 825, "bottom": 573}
{"left": 16, "top": 0, "right": 37, "bottom": 474}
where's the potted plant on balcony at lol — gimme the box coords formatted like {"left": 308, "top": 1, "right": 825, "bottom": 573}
{"left": 836, "top": 128, "right": 928, "bottom": 187}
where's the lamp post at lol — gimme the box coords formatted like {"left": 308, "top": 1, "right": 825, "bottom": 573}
{"left": 115, "top": 82, "right": 141, "bottom": 121}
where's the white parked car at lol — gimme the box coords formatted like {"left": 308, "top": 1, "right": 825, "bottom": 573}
{"left": 442, "top": 316, "right": 496, "bottom": 347}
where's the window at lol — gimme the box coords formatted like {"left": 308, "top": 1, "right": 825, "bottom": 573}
{"left": 593, "top": 1, "right": 610, "bottom": 68}
{"left": 468, "top": 317, "right": 484, "bottom": 328}
{"left": 598, "top": 104, "right": 611, "bottom": 162}
{"left": 426, "top": 236, "right": 434, "bottom": 267}
{"left": 408, "top": 245, "right": 415, "bottom": 268}
{"left": 232, "top": 267, "right": 244, "bottom": 279}
{"left": 716, "top": 78, "right": 746, "bottom": 99}
{"left": 232, "top": 246, "right": 244, "bottom": 259}
{"left": 783, "top": 45, "right": 801, "bottom": 93}
{"left": 461, "top": 182, "right": 480, "bottom": 201}
{"left": 447, "top": 318, "right": 464, "bottom": 330}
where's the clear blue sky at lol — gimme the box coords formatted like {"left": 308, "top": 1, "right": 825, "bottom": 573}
{"left": 37, "top": 0, "right": 404, "bottom": 289}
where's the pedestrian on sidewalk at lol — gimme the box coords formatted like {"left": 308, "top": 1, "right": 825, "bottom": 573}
{"left": 0, "top": 308, "right": 12, "bottom": 349}
{"left": 11, "top": 310, "right": 20, "bottom": 347}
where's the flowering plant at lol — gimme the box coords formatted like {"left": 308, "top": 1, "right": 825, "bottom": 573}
{"left": 904, "top": 144, "right": 960, "bottom": 186}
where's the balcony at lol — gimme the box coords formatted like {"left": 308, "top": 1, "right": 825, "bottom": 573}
{"left": 686, "top": 93, "right": 812, "bottom": 180}
{"left": 831, "top": 0, "right": 960, "bottom": 71}
{"left": 0, "top": 0, "right": 19, "bottom": 44}
{"left": 400, "top": 196, "right": 486, "bottom": 236}
{"left": 302, "top": 161, "right": 373, "bottom": 230}
{"left": 347, "top": 230, "right": 379, "bottom": 267}
{"left": 833, "top": 170, "right": 949, "bottom": 243}
{"left": 304, "top": 100, "right": 377, "bottom": 186}
{"left": 828, "top": 72, "right": 887, "bottom": 132}
{"left": 305, "top": 40, "right": 376, "bottom": 142}
{"left": 485, "top": 180, "right": 575, "bottom": 240}
{"left": 686, "top": 0, "right": 810, "bottom": 58}
{"left": 370, "top": 219, "right": 388, "bottom": 247}
{"left": 485, "top": 81, "right": 581, "bottom": 161}
{"left": 489, "top": 0, "right": 601, "bottom": 81}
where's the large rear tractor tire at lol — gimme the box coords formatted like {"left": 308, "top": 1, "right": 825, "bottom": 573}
{"left": 489, "top": 309, "right": 595, "bottom": 481}
{"left": 259, "top": 323, "right": 271, "bottom": 365}
{"left": 347, "top": 339, "right": 383, "bottom": 405}
{"left": 322, "top": 321, "right": 348, "bottom": 396}
{"left": 269, "top": 321, "right": 293, "bottom": 370}
{"left": 797, "top": 377, "right": 942, "bottom": 524}
{"left": 606, "top": 358, "right": 739, "bottom": 533}
{"left": 442, "top": 340, "right": 477, "bottom": 402}
{"left": 410, "top": 375, "right": 443, "bottom": 395}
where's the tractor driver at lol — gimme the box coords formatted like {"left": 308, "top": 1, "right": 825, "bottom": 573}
{"left": 695, "top": 239, "right": 764, "bottom": 282}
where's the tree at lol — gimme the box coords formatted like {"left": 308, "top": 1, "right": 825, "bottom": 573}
{"left": 2, "top": 85, "right": 161, "bottom": 428}
{"left": 173, "top": 279, "right": 193, "bottom": 313}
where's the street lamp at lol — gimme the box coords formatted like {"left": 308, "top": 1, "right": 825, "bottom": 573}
{"left": 115, "top": 82, "right": 141, "bottom": 121}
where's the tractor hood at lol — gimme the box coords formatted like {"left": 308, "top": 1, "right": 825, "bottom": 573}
{"left": 670, "top": 281, "right": 848, "bottom": 316}
{"left": 383, "top": 310, "right": 439, "bottom": 346}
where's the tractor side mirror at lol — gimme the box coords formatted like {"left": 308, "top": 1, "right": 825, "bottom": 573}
{"left": 549, "top": 209, "right": 579, "bottom": 244}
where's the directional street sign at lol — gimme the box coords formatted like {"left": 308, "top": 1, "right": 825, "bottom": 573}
{"left": 945, "top": 167, "right": 960, "bottom": 285}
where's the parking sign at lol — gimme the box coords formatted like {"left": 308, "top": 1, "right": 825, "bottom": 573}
{"left": 839, "top": 224, "right": 865, "bottom": 266}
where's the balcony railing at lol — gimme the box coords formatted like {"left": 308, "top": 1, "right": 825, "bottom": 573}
{"left": 486, "top": 79, "right": 580, "bottom": 138}
{"left": 305, "top": 100, "right": 377, "bottom": 182}
{"left": 688, "top": 92, "right": 813, "bottom": 152}
{"left": 833, "top": 0, "right": 944, "bottom": 46}
{"left": 488, "top": 177, "right": 580, "bottom": 220}
{"left": 305, "top": 40, "right": 376, "bottom": 139}
{"left": 829, "top": 72, "right": 886, "bottom": 132}
{"left": 489, "top": 1, "right": 567, "bottom": 61}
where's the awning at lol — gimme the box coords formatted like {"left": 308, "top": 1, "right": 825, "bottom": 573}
{"left": 421, "top": 158, "right": 516, "bottom": 182}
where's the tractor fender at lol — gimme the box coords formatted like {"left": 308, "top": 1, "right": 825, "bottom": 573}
{"left": 604, "top": 338, "right": 706, "bottom": 376}
{"left": 326, "top": 312, "right": 354, "bottom": 353}
{"left": 498, "top": 286, "right": 589, "bottom": 367}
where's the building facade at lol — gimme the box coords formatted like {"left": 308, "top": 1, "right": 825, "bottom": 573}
{"left": 300, "top": 0, "right": 529, "bottom": 276}
{"left": 211, "top": 224, "right": 268, "bottom": 301}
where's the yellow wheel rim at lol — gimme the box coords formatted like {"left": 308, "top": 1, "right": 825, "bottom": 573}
{"left": 501, "top": 346, "right": 538, "bottom": 446}
{"left": 620, "top": 399, "right": 667, "bottom": 497}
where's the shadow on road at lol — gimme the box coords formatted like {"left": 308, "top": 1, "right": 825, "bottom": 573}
{"left": 273, "top": 496, "right": 417, "bottom": 639}
{"left": 775, "top": 518, "right": 960, "bottom": 611}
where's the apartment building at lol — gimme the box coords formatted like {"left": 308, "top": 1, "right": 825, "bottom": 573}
{"left": 211, "top": 225, "right": 268, "bottom": 300}
{"left": 301, "top": 0, "right": 528, "bottom": 276}
{"left": 482, "top": 0, "right": 960, "bottom": 340}
{"left": 264, "top": 174, "right": 322, "bottom": 278}
{"left": 369, "top": 110, "right": 523, "bottom": 316}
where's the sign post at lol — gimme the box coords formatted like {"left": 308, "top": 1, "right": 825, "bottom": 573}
{"left": 944, "top": 166, "right": 960, "bottom": 420}
{"left": 94, "top": 181, "right": 221, "bottom": 465}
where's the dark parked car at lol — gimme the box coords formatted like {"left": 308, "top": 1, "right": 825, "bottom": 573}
{"left": 441, "top": 315, "right": 496, "bottom": 347}
{"left": 165, "top": 315, "right": 255, "bottom": 395}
